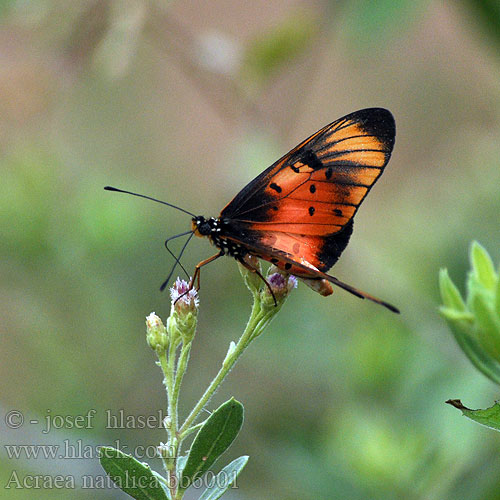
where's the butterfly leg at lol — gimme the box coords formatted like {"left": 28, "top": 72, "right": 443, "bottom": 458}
{"left": 171, "top": 251, "right": 224, "bottom": 305}
{"left": 190, "top": 251, "right": 225, "bottom": 291}
{"left": 237, "top": 257, "right": 277, "bottom": 307}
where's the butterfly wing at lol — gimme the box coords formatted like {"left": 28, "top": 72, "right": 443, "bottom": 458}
{"left": 220, "top": 108, "right": 395, "bottom": 274}
{"left": 225, "top": 235, "right": 399, "bottom": 313}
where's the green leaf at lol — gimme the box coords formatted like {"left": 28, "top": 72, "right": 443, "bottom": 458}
{"left": 443, "top": 316, "right": 500, "bottom": 386}
{"left": 176, "top": 454, "right": 188, "bottom": 477}
{"left": 439, "top": 307, "right": 473, "bottom": 322}
{"left": 471, "top": 291, "right": 500, "bottom": 360}
{"left": 470, "top": 241, "right": 497, "bottom": 291}
{"left": 198, "top": 456, "right": 249, "bottom": 500}
{"left": 180, "top": 398, "right": 244, "bottom": 491}
{"left": 463, "top": 0, "right": 500, "bottom": 47}
{"left": 496, "top": 264, "right": 500, "bottom": 318}
{"left": 439, "top": 268, "right": 466, "bottom": 311}
{"left": 99, "top": 446, "right": 169, "bottom": 500}
{"left": 446, "top": 399, "right": 500, "bottom": 432}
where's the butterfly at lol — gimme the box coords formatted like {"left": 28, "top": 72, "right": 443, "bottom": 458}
{"left": 105, "top": 107, "right": 398, "bottom": 313}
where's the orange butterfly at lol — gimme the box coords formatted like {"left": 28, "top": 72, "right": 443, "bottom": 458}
{"left": 106, "top": 108, "right": 398, "bottom": 313}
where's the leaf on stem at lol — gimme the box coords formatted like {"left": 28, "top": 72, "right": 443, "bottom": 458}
{"left": 99, "top": 446, "right": 169, "bottom": 500}
{"left": 198, "top": 456, "right": 249, "bottom": 500}
{"left": 446, "top": 399, "right": 500, "bottom": 432}
{"left": 179, "top": 398, "right": 244, "bottom": 491}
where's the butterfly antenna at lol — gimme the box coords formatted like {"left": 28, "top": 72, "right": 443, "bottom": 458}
{"left": 163, "top": 230, "right": 193, "bottom": 281}
{"left": 160, "top": 231, "right": 196, "bottom": 291}
{"left": 104, "top": 186, "right": 197, "bottom": 217}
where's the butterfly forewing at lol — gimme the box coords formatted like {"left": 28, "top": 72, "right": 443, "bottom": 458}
{"left": 221, "top": 108, "right": 394, "bottom": 236}
{"left": 219, "top": 108, "right": 395, "bottom": 274}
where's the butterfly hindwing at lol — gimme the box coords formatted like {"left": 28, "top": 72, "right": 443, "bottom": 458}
{"left": 223, "top": 232, "right": 399, "bottom": 313}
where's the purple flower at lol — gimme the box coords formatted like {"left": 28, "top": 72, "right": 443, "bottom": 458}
{"left": 170, "top": 278, "right": 199, "bottom": 313}
{"left": 265, "top": 272, "right": 297, "bottom": 302}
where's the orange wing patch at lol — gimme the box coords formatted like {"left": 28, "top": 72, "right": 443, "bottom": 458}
{"left": 225, "top": 109, "right": 393, "bottom": 238}
{"left": 216, "top": 108, "right": 397, "bottom": 311}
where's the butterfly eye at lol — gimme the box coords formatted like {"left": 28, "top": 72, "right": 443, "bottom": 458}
{"left": 198, "top": 222, "right": 212, "bottom": 236}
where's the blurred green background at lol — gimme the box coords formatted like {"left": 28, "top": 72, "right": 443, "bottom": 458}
{"left": 2, "top": 1, "right": 500, "bottom": 499}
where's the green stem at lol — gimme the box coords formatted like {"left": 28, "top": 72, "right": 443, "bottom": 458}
{"left": 173, "top": 342, "right": 192, "bottom": 409}
{"left": 167, "top": 340, "right": 179, "bottom": 437}
{"left": 157, "top": 348, "right": 178, "bottom": 498}
{"left": 178, "top": 419, "right": 207, "bottom": 441}
{"left": 179, "top": 294, "right": 265, "bottom": 435}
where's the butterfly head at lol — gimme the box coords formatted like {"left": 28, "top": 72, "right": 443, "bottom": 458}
{"left": 192, "top": 216, "right": 219, "bottom": 237}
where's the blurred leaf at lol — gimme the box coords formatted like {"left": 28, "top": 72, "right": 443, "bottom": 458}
{"left": 198, "top": 456, "right": 249, "bottom": 500}
{"left": 463, "top": 0, "right": 500, "bottom": 47}
{"left": 470, "top": 241, "right": 497, "bottom": 291}
{"left": 440, "top": 243, "right": 500, "bottom": 385}
{"left": 471, "top": 291, "right": 500, "bottom": 360}
{"left": 440, "top": 309, "right": 500, "bottom": 385}
{"left": 99, "top": 446, "right": 169, "bottom": 500}
{"left": 180, "top": 398, "right": 244, "bottom": 491}
{"left": 446, "top": 399, "right": 500, "bottom": 432}
{"left": 497, "top": 266, "right": 500, "bottom": 317}
{"left": 439, "top": 268, "right": 467, "bottom": 312}
{"left": 241, "top": 11, "right": 316, "bottom": 84}
{"left": 339, "top": 0, "right": 421, "bottom": 49}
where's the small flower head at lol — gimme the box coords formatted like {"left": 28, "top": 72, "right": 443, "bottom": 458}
{"left": 439, "top": 241, "right": 500, "bottom": 385}
{"left": 170, "top": 278, "right": 199, "bottom": 314}
{"left": 168, "top": 278, "right": 199, "bottom": 344}
{"left": 146, "top": 312, "right": 168, "bottom": 352}
{"left": 269, "top": 271, "right": 298, "bottom": 295}
{"left": 260, "top": 266, "right": 297, "bottom": 307}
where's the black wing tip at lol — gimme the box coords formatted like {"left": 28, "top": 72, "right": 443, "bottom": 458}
{"left": 346, "top": 108, "right": 396, "bottom": 151}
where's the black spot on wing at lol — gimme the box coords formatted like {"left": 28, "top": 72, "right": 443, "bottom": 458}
{"left": 308, "top": 206, "right": 315, "bottom": 216}
{"left": 301, "top": 150, "right": 323, "bottom": 170}
{"left": 270, "top": 183, "right": 282, "bottom": 193}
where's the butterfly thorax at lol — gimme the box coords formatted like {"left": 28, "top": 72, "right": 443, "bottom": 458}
{"left": 191, "top": 215, "right": 248, "bottom": 258}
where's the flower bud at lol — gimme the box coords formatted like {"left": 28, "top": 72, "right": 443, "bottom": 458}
{"left": 146, "top": 312, "right": 168, "bottom": 352}
{"left": 260, "top": 266, "right": 297, "bottom": 307}
{"left": 238, "top": 255, "right": 263, "bottom": 294}
{"left": 168, "top": 278, "right": 199, "bottom": 344}
{"left": 439, "top": 242, "right": 500, "bottom": 385}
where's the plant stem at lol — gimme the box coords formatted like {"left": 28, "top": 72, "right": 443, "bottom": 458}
{"left": 158, "top": 348, "right": 178, "bottom": 498}
{"left": 179, "top": 294, "right": 265, "bottom": 435}
{"left": 178, "top": 419, "right": 207, "bottom": 441}
{"left": 173, "top": 342, "right": 192, "bottom": 408}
